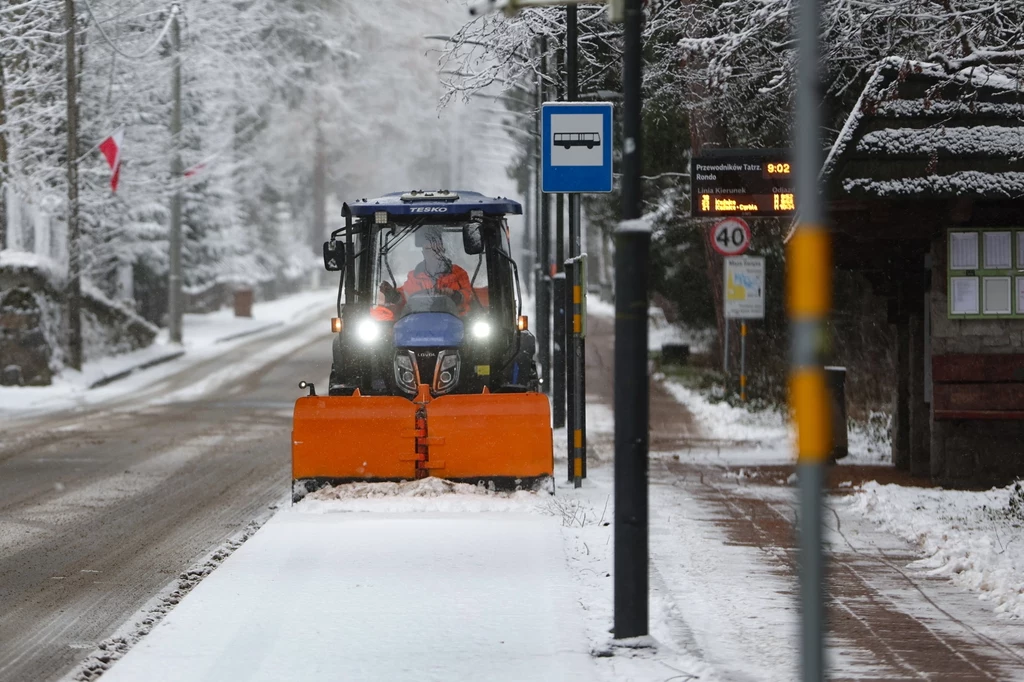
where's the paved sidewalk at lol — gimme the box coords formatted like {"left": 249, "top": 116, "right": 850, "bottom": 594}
{"left": 585, "top": 309, "right": 1024, "bottom": 680}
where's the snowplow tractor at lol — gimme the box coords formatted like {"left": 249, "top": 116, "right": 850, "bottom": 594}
{"left": 292, "top": 190, "right": 552, "bottom": 500}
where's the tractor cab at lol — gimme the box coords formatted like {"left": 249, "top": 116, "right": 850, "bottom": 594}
{"left": 323, "top": 190, "right": 539, "bottom": 399}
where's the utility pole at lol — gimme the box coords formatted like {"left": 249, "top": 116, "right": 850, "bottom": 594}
{"left": 168, "top": 6, "right": 183, "bottom": 343}
{"left": 614, "top": 0, "right": 648, "bottom": 639}
{"left": 64, "top": 0, "right": 82, "bottom": 370}
{"left": 537, "top": 35, "right": 552, "bottom": 394}
{"left": 552, "top": 33, "right": 566, "bottom": 426}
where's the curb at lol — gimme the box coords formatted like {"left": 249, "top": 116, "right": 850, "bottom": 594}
{"left": 88, "top": 350, "right": 186, "bottom": 389}
{"left": 214, "top": 321, "right": 286, "bottom": 344}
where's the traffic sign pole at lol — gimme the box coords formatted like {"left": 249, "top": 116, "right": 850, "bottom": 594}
{"left": 566, "top": 4, "right": 586, "bottom": 482}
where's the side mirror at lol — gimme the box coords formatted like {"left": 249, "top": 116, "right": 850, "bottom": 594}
{"left": 323, "top": 240, "right": 345, "bottom": 271}
{"left": 462, "top": 223, "right": 484, "bottom": 255}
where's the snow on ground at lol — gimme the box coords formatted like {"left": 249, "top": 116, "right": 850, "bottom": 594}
{"left": 660, "top": 379, "right": 792, "bottom": 447}
{"left": 586, "top": 296, "right": 713, "bottom": 353}
{"left": 300, "top": 477, "right": 548, "bottom": 514}
{"left": 845, "top": 481, "right": 1024, "bottom": 619}
{"left": 0, "top": 289, "right": 334, "bottom": 416}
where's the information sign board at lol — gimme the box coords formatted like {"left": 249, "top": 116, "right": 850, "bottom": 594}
{"left": 724, "top": 256, "right": 766, "bottom": 319}
{"left": 691, "top": 150, "right": 795, "bottom": 218}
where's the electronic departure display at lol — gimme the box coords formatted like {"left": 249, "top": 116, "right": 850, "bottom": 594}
{"left": 690, "top": 151, "right": 795, "bottom": 218}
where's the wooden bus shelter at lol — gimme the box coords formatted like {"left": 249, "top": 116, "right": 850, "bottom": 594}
{"left": 822, "top": 57, "right": 1024, "bottom": 485}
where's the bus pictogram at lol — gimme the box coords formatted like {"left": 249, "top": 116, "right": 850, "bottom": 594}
{"left": 554, "top": 132, "right": 601, "bottom": 149}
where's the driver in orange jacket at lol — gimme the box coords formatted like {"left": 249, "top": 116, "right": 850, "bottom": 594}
{"left": 378, "top": 229, "right": 473, "bottom": 317}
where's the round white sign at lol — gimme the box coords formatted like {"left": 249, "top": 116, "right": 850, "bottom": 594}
{"left": 710, "top": 218, "right": 751, "bottom": 256}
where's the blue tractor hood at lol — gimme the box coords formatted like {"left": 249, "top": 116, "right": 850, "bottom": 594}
{"left": 393, "top": 312, "right": 464, "bottom": 348}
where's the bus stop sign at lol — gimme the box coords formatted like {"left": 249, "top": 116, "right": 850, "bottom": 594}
{"left": 542, "top": 102, "right": 614, "bottom": 193}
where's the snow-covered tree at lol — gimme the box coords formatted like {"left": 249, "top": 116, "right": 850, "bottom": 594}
{"left": 2, "top": 0, "right": 519, "bottom": 333}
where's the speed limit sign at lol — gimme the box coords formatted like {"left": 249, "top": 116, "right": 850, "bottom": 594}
{"left": 710, "top": 218, "right": 751, "bottom": 256}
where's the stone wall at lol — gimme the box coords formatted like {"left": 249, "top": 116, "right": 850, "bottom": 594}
{"left": 0, "top": 258, "right": 157, "bottom": 386}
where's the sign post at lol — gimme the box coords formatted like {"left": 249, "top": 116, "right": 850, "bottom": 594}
{"left": 542, "top": 101, "right": 612, "bottom": 487}
{"left": 724, "top": 256, "right": 766, "bottom": 399}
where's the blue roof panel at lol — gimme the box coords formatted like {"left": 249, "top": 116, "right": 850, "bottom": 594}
{"left": 348, "top": 190, "right": 522, "bottom": 217}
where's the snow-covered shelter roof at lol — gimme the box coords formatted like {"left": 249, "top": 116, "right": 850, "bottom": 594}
{"left": 823, "top": 57, "right": 1024, "bottom": 201}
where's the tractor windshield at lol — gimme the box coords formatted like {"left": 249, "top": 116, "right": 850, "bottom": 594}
{"left": 372, "top": 223, "right": 492, "bottom": 319}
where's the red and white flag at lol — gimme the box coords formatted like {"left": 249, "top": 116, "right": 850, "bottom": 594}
{"left": 184, "top": 161, "right": 206, "bottom": 178}
{"left": 98, "top": 127, "right": 125, "bottom": 193}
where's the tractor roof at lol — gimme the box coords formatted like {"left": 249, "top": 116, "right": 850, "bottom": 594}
{"left": 346, "top": 190, "right": 522, "bottom": 218}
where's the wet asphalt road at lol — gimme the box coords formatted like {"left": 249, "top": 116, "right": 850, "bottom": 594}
{"left": 0, "top": 324, "right": 332, "bottom": 682}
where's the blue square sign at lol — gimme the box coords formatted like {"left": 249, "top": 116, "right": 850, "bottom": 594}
{"left": 541, "top": 102, "right": 614, "bottom": 193}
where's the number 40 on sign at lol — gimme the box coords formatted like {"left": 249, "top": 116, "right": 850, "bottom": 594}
{"left": 710, "top": 217, "right": 751, "bottom": 256}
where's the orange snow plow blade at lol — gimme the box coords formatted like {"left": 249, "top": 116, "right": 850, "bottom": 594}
{"left": 291, "top": 389, "right": 552, "bottom": 500}
{"left": 424, "top": 393, "right": 552, "bottom": 481}
{"left": 292, "top": 395, "right": 420, "bottom": 484}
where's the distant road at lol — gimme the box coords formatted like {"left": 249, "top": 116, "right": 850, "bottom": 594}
{"left": 0, "top": 323, "right": 332, "bottom": 682}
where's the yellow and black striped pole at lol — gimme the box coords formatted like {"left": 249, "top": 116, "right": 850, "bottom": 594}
{"left": 791, "top": 0, "right": 830, "bottom": 677}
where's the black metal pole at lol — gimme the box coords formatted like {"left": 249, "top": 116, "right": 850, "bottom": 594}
{"left": 614, "top": 0, "right": 648, "bottom": 639}
{"left": 553, "top": 191, "right": 566, "bottom": 422}
{"left": 565, "top": 259, "right": 577, "bottom": 483}
{"left": 537, "top": 35, "right": 552, "bottom": 394}
{"left": 553, "top": 272, "right": 566, "bottom": 427}
{"left": 556, "top": 193, "right": 565, "bottom": 266}
{"left": 566, "top": 3, "right": 587, "bottom": 479}
{"left": 523, "top": 159, "right": 534, "bottom": 296}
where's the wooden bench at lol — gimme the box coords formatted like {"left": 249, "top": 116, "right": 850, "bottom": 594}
{"left": 932, "top": 354, "right": 1024, "bottom": 420}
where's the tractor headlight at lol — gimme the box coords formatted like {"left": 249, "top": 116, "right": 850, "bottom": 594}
{"left": 394, "top": 352, "right": 418, "bottom": 394}
{"left": 356, "top": 318, "right": 380, "bottom": 343}
{"left": 471, "top": 320, "right": 491, "bottom": 340}
{"left": 433, "top": 351, "right": 461, "bottom": 394}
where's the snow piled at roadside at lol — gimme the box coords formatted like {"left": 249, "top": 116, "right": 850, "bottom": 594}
{"left": 661, "top": 380, "right": 791, "bottom": 444}
{"left": 846, "top": 481, "right": 1024, "bottom": 618}
{"left": 297, "top": 477, "right": 549, "bottom": 513}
